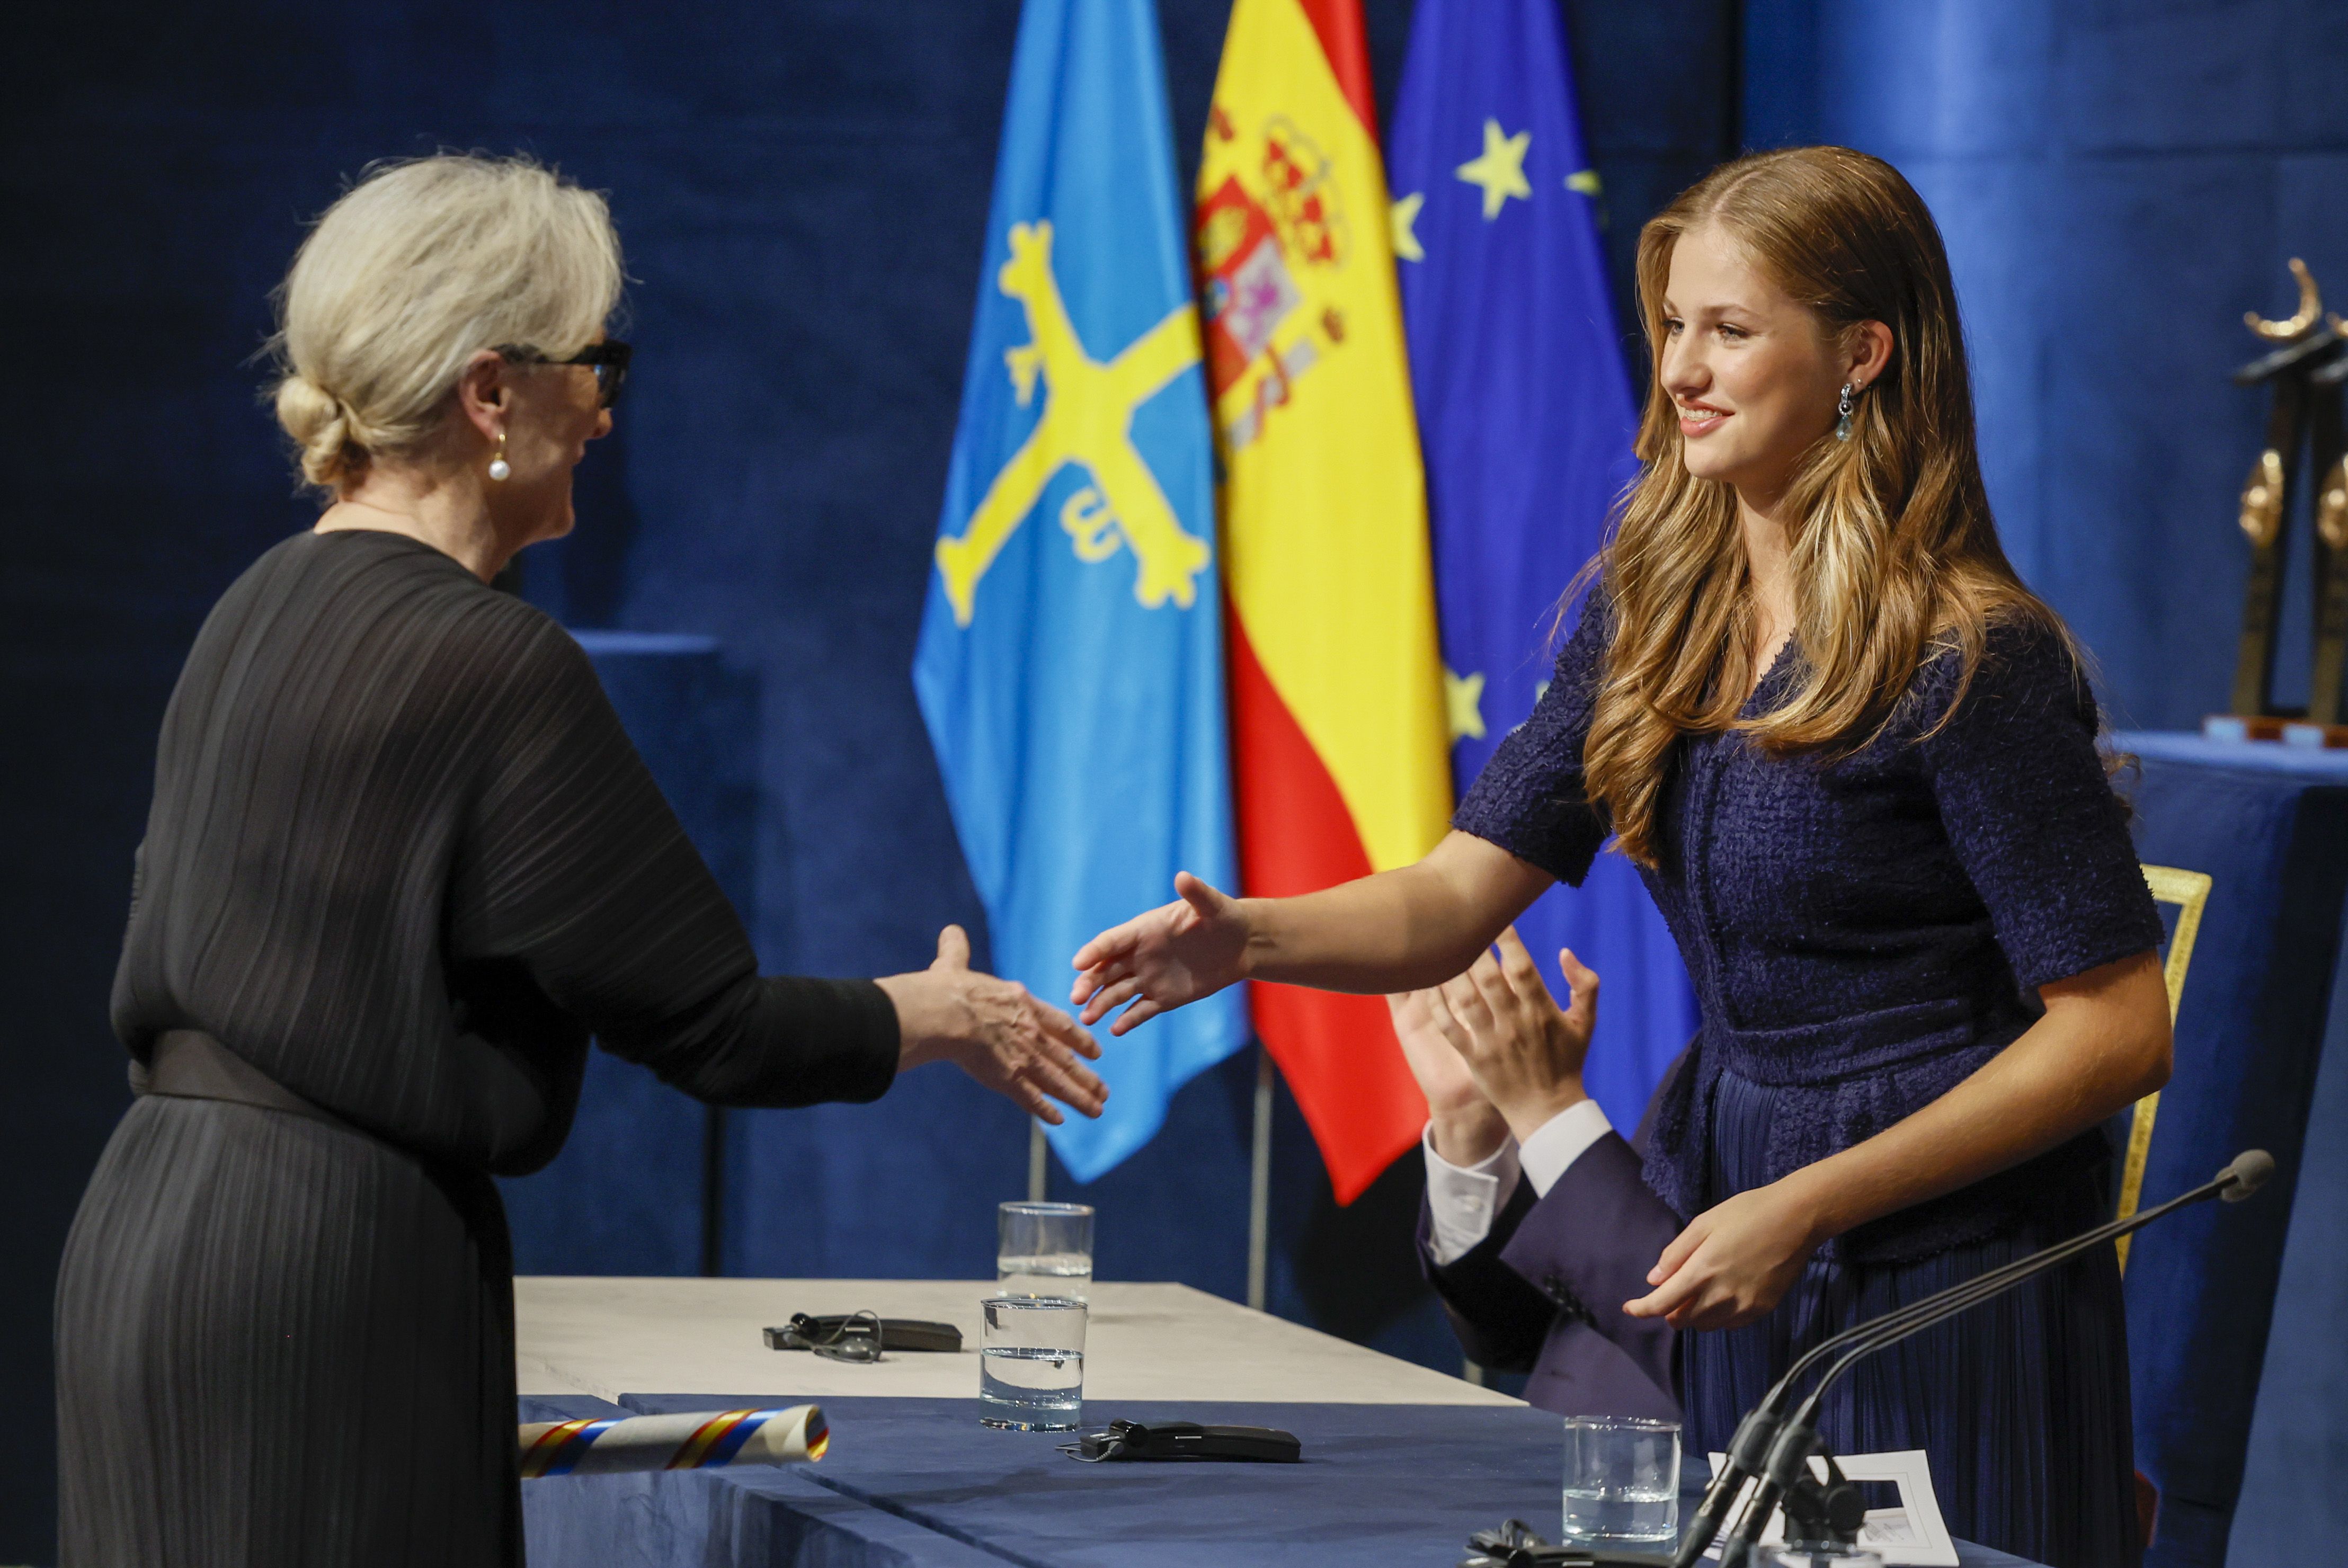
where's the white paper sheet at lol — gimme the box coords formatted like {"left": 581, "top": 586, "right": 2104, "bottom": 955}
{"left": 1703, "top": 1449, "right": 1960, "bottom": 1566}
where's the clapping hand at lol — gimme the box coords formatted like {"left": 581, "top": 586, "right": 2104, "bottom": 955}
{"left": 1388, "top": 928, "right": 1598, "bottom": 1162}
{"left": 1424, "top": 928, "right": 1599, "bottom": 1139}
{"left": 1388, "top": 988, "right": 1510, "bottom": 1166}
{"left": 882, "top": 926, "right": 1109, "bottom": 1124}
{"left": 1069, "top": 872, "right": 1250, "bottom": 1035}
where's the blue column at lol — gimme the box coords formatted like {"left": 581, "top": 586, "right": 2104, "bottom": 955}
{"left": 1745, "top": 0, "right": 2348, "bottom": 730}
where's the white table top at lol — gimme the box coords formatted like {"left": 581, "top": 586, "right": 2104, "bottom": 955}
{"left": 515, "top": 1277, "right": 1524, "bottom": 1407}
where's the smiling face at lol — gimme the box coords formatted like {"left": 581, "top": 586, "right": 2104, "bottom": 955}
{"left": 1658, "top": 221, "right": 1855, "bottom": 505}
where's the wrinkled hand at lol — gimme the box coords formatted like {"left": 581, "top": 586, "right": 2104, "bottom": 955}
{"left": 880, "top": 926, "right": 1108, "bottom": 1125}
{"left": 1623, "top": 1181, "right": 1822, "bottom": 1330}
{"left": 1069, "top": 872, "right": 1250, "bottom": 1035}
{"left": 1426, "top": 928, "right": 1597, "bottom": 1143}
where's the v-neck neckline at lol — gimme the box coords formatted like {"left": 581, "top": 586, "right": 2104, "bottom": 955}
{"left": 1738, "top": 632, "right": 1801, "bottom": 718}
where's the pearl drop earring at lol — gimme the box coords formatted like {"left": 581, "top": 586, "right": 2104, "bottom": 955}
{"left": 487, "top": 431, "right": 511, "bottom": 482}
{"left": 1835, "top": 383, "right": 1859, "bottom": 442}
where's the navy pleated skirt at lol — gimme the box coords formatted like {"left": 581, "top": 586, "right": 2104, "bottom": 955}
{"left": 1681, "top": 1068, "right": 2141, "bottom": 1568}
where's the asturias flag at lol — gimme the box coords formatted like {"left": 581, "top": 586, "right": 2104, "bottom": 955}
{"left": 1197, "top": 0, "right": 1453, "bottom": 1205}
{"left": 914, "top": 0, "right": 1247, "bottom": 1182}
{"left": 1389, "top": 0, "right": 1698, "bottom": 1133}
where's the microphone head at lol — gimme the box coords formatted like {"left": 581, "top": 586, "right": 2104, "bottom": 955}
{"left": 2220, "top": 1149, "right": 2275, "bottom": 1201}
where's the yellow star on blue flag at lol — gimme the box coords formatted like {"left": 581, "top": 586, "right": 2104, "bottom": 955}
{"left": 1391, "top": 191, "right": 1426, "bottom": 262}
{"left": 1454, "top": 118, "right": 1531, "bottom": 220}
{"left": 1444, "top": 666, "right": 1486, "bottom": 741}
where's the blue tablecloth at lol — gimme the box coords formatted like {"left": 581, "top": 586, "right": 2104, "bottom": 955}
{"left": 521, "top": 1393, "right": 2042, "bottom": 1568}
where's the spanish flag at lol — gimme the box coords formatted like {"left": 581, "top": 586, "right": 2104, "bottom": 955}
{"left": 1197, "top": 0, "right": 1452, "bottom": 1204}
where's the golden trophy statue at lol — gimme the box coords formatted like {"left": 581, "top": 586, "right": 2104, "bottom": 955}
{"left": 2213, "top": 260, "right": 2348, "bottom": 739}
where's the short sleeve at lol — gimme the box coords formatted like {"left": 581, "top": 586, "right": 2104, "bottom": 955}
{"left": 1453, "top": 585, "right": 1612, "bottom": 885}
{"left": 1917, "top": 621, "right": 2164, "bottom": 991}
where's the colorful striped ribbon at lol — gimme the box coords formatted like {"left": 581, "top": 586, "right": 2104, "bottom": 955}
{"left": 519, "top": 1404, "right": 829, "bottom": 1479}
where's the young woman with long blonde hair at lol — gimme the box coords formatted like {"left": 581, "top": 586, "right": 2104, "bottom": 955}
{"left": 1074, "top": 147, "right": 2166, "bottom": 1565}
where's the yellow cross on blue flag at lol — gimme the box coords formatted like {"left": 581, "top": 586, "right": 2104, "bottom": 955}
{"left": 1390, "top": 0, "right": 1698, "bottom": 1132}
{"left": 914, "top": 0, "right": 1247, "bottom": 1181}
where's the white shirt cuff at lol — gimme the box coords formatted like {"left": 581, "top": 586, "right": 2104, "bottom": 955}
{"left": 1421, "top": 1123, "right": 1523, "bottom": 1266}
{"left": 1518, "top": 1098, "right": 1614, "bottom": 1198}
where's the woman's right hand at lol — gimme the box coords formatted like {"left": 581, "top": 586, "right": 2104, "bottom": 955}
{"left": 881, "top": 925, "right": 1109, "bottom": 1124}
{"left": 1069, "top": 872, "right": 1251, "bottom": 1035}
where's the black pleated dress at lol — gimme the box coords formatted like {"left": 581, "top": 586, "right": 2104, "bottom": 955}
{"left": 57, "top": 528, "right": 901, "bottom": 1566}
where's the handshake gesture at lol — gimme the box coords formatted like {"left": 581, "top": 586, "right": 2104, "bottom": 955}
{"left": 1386, "top": 926, "right": 1599, "bottom": 1168}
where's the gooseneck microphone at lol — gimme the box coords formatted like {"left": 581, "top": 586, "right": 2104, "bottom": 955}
{"left": 1671, "top": 1150, "right": 2272, "bottom": 1568}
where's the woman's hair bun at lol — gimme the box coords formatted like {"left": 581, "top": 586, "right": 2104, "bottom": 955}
{"left": 272, "top": 373, "right": 363, "bottom": 488}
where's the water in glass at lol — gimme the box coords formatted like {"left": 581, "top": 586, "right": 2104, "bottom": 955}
{"left": 1561, "top": 1415, "right": 1679, "bottom": 1546}
{"left": 978, "top": 1346, "right": 1085, "bottom": 1426}
{"left": 979, "top": 1295, "right": 1086, "bottom": 1431}
{"left": 1561, "top": 1482, "right": 1678, "bottom": 1544}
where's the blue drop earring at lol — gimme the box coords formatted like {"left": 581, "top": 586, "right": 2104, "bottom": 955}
{"left": 1835, "top": 382, "right": 1858, "bottom": 442}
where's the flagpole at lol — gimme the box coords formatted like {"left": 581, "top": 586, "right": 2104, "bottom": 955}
{"left": 1247, "top": 1045, "right": 1274, "bottom": 1310}
{"left": 1027, "top": 1120, "right": 1049, "bottom": 1203}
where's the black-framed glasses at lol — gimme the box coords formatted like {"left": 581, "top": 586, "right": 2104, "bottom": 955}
{"left": 494, "top": 339, "right": 632, "bottom": 408}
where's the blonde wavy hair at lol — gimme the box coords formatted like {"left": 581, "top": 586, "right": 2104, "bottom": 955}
{"left": 1585, "top": 146, "right": 2066, "bottom": 866}
{"left": 267, "top": 154, "right": 624, "bottom": 492}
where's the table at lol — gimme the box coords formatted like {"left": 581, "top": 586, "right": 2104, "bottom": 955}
{"left": 516, "top": 1277, "right": 1523, "bottom": 1406}
{"left": 517, "top": 1279, "right": 2045, "bottom": 1568}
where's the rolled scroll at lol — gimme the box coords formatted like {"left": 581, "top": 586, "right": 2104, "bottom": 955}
{"left": 520, "top": 1404, "right": 829, "bottom": 1478}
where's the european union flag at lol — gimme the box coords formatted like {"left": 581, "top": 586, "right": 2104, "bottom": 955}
{"left": 1390, "top": 0, "right": 1698, "bottom": 1132}
{"left": 913, "top": 0, "right": 1247, "bottom": 1181}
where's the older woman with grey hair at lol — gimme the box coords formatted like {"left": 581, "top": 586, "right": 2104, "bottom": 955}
{"left": 54, "top": 154, "right": 1106, "bottom": 1567}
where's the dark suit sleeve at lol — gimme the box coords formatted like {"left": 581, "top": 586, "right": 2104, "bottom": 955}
{"left": 1418, "top": 1180, "right": 1560, "bottom": 1374}
{"left": 1497, "top": 1131, "right": 1683, "bottom": 1404}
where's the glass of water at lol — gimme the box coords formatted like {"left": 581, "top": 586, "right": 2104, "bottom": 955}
{"left": 978, "top": 1296, "right": 1086, "bottom": 1430}
{"left": 1561, "top": 1415, "right": 1680, "bottom": 1547}
{"left": 997, "top": 1200, "right": 1093, "bottom": 1301}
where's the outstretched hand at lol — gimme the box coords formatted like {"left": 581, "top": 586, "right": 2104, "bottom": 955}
{"left": 1069, "top": 872, "right": 1250, "bottom": 1036}
{"left": 880, "top": 925, "right": 1109, "bottom": 1125}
